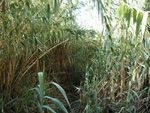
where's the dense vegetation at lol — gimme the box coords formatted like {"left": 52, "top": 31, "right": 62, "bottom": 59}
{"left": 0, "top": 0, "right": 150, "bottom": 113}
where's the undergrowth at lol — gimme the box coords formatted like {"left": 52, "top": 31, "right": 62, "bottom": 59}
{"left": 0, "top": 0, "right": 150, "bottom": 113}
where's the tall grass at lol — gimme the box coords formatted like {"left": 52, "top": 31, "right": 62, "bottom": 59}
{"left": 0, "top": 0, "right": 100, "bottom": 112}
{"left": 79, "top": 0, "right": 150, "bottom": 112}
{"left": 0, "top": 0, "right": 150, "bottom": 113}
{"left": 31, "top": 72, "right": 70, "bottom": 113}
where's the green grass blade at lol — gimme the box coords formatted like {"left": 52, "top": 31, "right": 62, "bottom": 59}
{"left": 31, "top": 87, "right": 42, "bottom": 100}
{"left": 51, "top": 82, "right": 71, "bottom": 107}
{"left": 42, "top": 105, "right": 56, "bottom": 113}
{"left": 38, "top": 72, "right": 45, "bottom": 97}
{"left": 44, "top": 96, "right": 68, "bottom": 113}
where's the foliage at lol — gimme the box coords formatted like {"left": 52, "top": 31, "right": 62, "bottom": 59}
{"left": 144, "top": 0, "right": 150, "bottom": 11}
{"left": 78, "top": 0, "right": 150, "bottom": 112}
{"left": 0, "top": 0, "right": 150, "bottom": 113}
{"left": 0, "top": 0, "right": 82, "bottom": 112}
{"left": 116, "top": 1, "right": 149, "bottom": 36}
{"left": 31, "top": 72, "right": 70, "bottom": 113}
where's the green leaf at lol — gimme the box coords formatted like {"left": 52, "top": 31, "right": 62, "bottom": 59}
{"left": 131, "top": 90, "right": 140, "bottom": 100}
{"left": 117, "top": 2, "right": 125, "bottom": 18}
{"left": 136, "top": 12, "right": 143, "bottom": 36}
{"left": 123, "top": 5, "right": 128, "bottom": 19}
{"left": 47, "top": 4, "right": 50, "bottom": 19}
{"left": 38, "top": 72, "right": 45, "bottom": 97}
{"left": 53, "top": 0, "right": 60, "bottom": 14}
{"left": 42, "top": 105, "right": 56, "bottom": 113}
{"left": 133, "top": 8, "right": 137, "bottom": 24}
{"left": 44, "top": 96, "right": 68, "bottom": 113}
{"left": 126, "top": 7, "right": 131, "bottom": 27}
{"left": 31, "top": 87, "right": 42, "bottom": 101}
{"left": 51, "top": 82, "right": 71, "bottom": 107}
